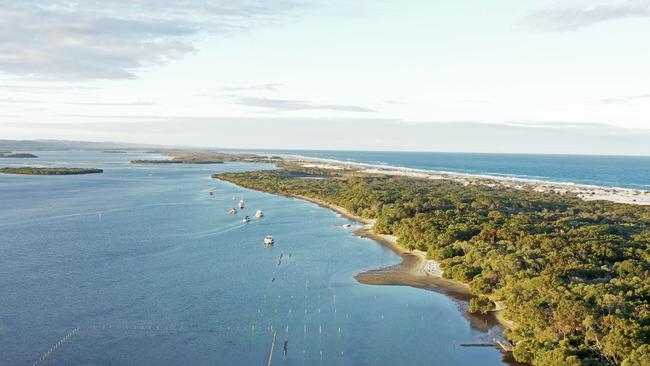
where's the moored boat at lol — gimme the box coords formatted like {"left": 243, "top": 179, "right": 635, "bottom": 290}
{"left": 255, "top": 209, "right": 264, "bottom": 218}
{"left": 263, "top": 235, "right": 274, "bottom": 247}
{"left": 242, "top": 215, "right": 251, "bottom": 223}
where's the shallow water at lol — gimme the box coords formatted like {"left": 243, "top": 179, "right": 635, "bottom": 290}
{"left": 0, "top": 151, "right": 507, "bottom": 365}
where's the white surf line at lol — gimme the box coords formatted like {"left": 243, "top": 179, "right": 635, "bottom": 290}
{"left": 32, "top": 325, "right": 80, "bottom": 366}
{"left": 285, "top": 154, "right": 650, "bottom": 193}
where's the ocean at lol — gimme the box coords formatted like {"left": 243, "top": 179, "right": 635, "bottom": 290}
{"left": 264, "top": 150, "right": 650, "bottom": 190}
{"left": 0, "top": 151, "right": 508, "bottom": 365}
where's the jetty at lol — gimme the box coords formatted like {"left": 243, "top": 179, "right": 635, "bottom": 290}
{"left": 496, "top": 339, "right": 514, "bottom": 352}
{"left": 460, "top": 343, "right": 497, "bottom": 348}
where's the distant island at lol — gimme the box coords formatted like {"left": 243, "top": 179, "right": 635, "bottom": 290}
{"left": 132, "top": 151, "right": 282, "bottom": 165}
{"left": 0, "top": 152, "right": 38, "bottom": 158}
{"left": 102, "top": 150, "right": 127, "bottom": 154}
{"left": 0, "top": 167, "right": 103, "bottom": 175}
{"left": 215, "top": 161, "right": 650, "bottom": 366}
{"left": 131, "top": 159, "right": 186, "bottom": 164}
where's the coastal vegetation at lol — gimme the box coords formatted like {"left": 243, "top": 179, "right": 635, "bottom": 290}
{"left": 0, "top": 167, "right": 103, "bottom": 175}
{"left": 131, "top": 159, "right": 186, "bottom": 164}
{"left": 215, "top": 167, "right": 650, "bottom": 366}
{"left": 133, "top": 151, "right": 282, "bottom": 164}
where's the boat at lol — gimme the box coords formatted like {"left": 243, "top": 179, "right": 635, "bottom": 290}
{"left": 208, "top": 191, "right": 214, "bottom": 196}
{"left": 239, "top": 200, "right": 245, "bottom": 209}
{"left": 228, "top": 208, "right": 237, "bottom": 214}
{"left": 263, "top": 235, "right": 274, "bottom": 247}
{"left": 242, "top": 215, "right": 251, "bottom": 223}
{"left": 255, "top": 209, "right": 264, "bottom": 218}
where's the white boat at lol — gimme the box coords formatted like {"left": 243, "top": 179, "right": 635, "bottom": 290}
{"left": 263, "top": 235, "right": 274, "bottom": 247}
{"left": 242, "top": 215, "right": 251, "bottom": 223}
{"left": 228, "top": 208, "right": 237, "bottom": 214}
{"left": 255, "top": 209, "right": 264, "bottom": 218}
{"left": 239, "top": 200, "right": 245, "bottom": 209}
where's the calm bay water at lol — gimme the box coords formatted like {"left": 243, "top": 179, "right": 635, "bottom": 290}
{"left": 265, "top": 150, "right": 650, "bottom": 190}
{"left": 0, "top": 151, "right": 507, "bottom": 365}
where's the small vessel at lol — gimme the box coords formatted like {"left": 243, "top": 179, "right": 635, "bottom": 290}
{"left": 239, "top": 200, "right": 245, "bottom": 209}
{"left": 263, "top": 235, "right": 274, "bottom": 247}
{"left": 208, "top": 190, "right": 214, "bottom": 196}
{"left": 242, "top": 215, "right": 251, "bottom": 223}
{"left": 228, "top": 208, "right": 237, "bottom": 214}
{"left": 255, "top": 209, "right": 264, "bottom": 218}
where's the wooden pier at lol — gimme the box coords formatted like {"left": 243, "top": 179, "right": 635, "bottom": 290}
{"left": 496, "top": 340, "right": 514, "bottom": 352}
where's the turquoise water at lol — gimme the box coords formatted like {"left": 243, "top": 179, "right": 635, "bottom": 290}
{"left": 261, "top": 150, "right": 650, "bottom": 190}
{"left": 1, "top": 151, "right": 507, "bottom": 365}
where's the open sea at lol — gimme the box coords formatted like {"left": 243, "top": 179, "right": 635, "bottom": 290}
{"left": 264, "top": 150, "right": 650, "bottom": 191}
{"left": 0, "top": 151, "right": 509, "bottom": 365}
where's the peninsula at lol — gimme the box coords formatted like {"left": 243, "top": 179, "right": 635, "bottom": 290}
{"left": 132, "top": 151, "right": 281, "bottom": 165}
{"left": 214, "top": 162, "right": 650, "bottom": 366}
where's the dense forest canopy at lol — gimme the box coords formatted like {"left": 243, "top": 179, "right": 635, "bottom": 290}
{"left": 0, "top": 167, "right": 103, "bottom": 175}
{"left": 144, "top": 151, "right": 282, "bottom": 164}
{"left": 215, "top": 167, "right": 650, "bottom": 366}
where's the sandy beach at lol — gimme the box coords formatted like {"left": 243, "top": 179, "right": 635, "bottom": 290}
{"left": 292, "top": 196, "right": 472, "bottom": 301}
{"left": 293, "top": 195, "right": 470, "bottom": 297}
{"left": 296, "top": 159, "right": 650, "bottom": 206}
{"left": 288, "top": 193, "right": 511, "bottom": 334}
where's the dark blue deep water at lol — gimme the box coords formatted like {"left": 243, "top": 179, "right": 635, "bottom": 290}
{"left": 267, "top": 151, "right": 650, "bottom": 190}
{"left": 0, "top": 151, "right": 507, "bottom": 365}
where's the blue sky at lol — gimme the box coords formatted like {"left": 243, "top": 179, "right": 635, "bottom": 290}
{"left": 1, "top": 0, "right": 649, "bottom": 154}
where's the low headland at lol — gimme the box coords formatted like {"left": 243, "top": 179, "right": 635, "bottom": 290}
{"left": 0, "top": 167, "right": 103, "bottom": 175}
{"left": 132, "top": 150, "right": 282, "bottom": 165}
{"left": 213, "top": 161, "right": 650, "bottom": 366}
{"left": 0, "top": 152, "right": 38, "bottom": 158}
{"left": 131, "top": 159, "right": 186, "bottom": 164}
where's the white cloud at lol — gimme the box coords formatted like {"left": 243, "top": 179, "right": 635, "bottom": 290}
{"left": 522, "top": 0, "right": 650, "bottom": 32}
{"left": 0, "top": 1, "right": 304, "bottom": 80}
{"left": 235, "top": 97, "right": 375, "bottom": 112}
{"left": 597, "top": 94, "right": 650, "bottom": 104}
{"left": 219, "top": 83, "right": 283, "bottom": 92}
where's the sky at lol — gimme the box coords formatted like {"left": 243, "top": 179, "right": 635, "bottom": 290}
{"left": 1, "top": 0, "right": 649, "bottom": 154}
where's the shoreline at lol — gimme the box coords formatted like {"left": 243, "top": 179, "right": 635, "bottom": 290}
{"left": 286, "top": 155, "right": 650, "bottom": 206}
{"left": 216, "top": 177, "right": 523, "bottom": 365}
{"left": 288, "top": 194, "right": 512, "bottom": 329}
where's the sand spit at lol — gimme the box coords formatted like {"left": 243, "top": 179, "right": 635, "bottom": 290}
{"left": 297, "top": 160, "right": 650, "bottom": 206}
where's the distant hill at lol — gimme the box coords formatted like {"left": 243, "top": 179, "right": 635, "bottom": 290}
{"left": 0, "top": 152, "right": 38, "bottom": 158}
